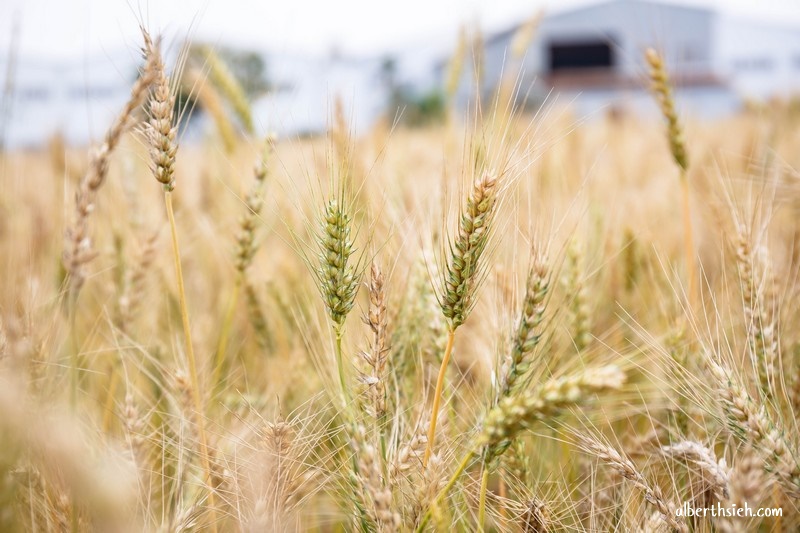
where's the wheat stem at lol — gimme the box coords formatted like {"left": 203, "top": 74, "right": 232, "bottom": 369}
{"left": 165, "top": 191, "right": 218, "bottom": 532}
{"left": 416, "top": 450, "right": 476, "bottom": 532}
{"left": 477, "top": 464, "right": 490, "bottom": 532}
{"left": 423, "top": 328, "right": 456, "bottom": 466}
{"left": 68, "top": 312, "right": 79, "bottom": 409}
{"left": 101, "top": 370, "right": 121, "bottom": 432}
{"left": 212, "top": 277, "right": 241, "bottom": 395}
{"left": 680, "top": 169, "right": 696, "bottom": 304}
{"left": 335, "top": 326, "right": 350, "bottom": 407}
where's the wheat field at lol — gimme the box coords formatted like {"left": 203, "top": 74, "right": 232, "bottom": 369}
{"left": 1, "top": 31, "right": 799, "bottom": 532}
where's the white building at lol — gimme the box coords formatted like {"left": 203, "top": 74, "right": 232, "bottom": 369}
{"left": 251, "top": 52, "right": 386, "bottom": 138}
{"left": 0, "top": 48, "right": 387, "bottom": 149}
{"left": 0, "top": 50, "right": 144, "bottom": 149}
{"left": 448, "top": 0, "right": 800, "bottom": 117}
{"left": 4, "top": 0, "right": 800, "bottom": 148}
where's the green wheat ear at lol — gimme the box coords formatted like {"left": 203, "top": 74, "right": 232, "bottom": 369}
{"left": 441, "top": 172, "right": 498, "bottom": 328}
{"left": 318, "top": 198, "right": 359, "bottom": 329}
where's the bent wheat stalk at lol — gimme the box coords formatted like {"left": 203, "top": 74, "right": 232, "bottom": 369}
{"left": 417, "top": 365, "right": 626, "bottom": 531}
{"left": 63, "top": 29, "right": 158, "bottom": 408}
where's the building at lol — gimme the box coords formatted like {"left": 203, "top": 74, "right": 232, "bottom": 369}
{"left": 0, "top": 50, "right": 143, "bottom": 149}
{"left": 447, "top": 0, "right": 800, "bottom": 117}
{"left": 251, "top": 52, "right": 386, "bottom": 138}
{"left": 0, "top": 47, "right": 387, "bottom": 149}
{"left": 4, "top": 0, "right": 800, "bottom": 149}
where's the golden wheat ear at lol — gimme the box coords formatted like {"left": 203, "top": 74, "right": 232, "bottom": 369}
{"left": 212, "top": 135, "right": 276, "bottom": 392}
{"left": 645, "top": 47, "right": 696, "bottom": 304}
{"left": 577, "top": 434, "right": 688, "bottom": 533}
{"left": 63, "top": 28, "right": 159, "bottom": 302}
{"left": 143, "top": 34, "right": 219, "bottom": 533}
{"left": 499, "top": 245, "right": 550, "bottom": 399}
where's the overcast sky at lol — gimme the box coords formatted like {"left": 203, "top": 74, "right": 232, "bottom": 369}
{"left": 2, "top": 0, "right": 800, "bottom": 61}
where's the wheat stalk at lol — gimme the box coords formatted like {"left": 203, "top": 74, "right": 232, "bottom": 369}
{"left": 212, "top": 136, "right": 274, "bottom": 392}
{"left": 479, "top": 247, "right": 550, "bottom": 528}
{"left": 63, "top": 29, "right": 158, "bottom": 301}
{"left": 424, "top": 171, "right": 500, "bottom": 467}
{"left": 417, "top": 366, "right": 625, "bottom": 531}
{"left": 144, "top": 40, "right": 219, "bottom": 532}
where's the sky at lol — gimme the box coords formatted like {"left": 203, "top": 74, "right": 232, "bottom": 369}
{"left": 2, "top": 0, "right": 800, "bottom": 61}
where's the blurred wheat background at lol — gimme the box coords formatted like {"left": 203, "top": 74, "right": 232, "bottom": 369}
{"left": 2, "top": 3, "right": 800, "bottom": 532}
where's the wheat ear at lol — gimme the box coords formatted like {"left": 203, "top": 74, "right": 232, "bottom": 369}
{"left": 212, "top": 136, "right": 274, "bottom": 392}
{"left": 144, "top": 40, "right": 218, "bottom": 532}
{"left": 424, "top": 172, "right": 499, "bottom": 467}
{"left": 317, "top": 192, "right": 361, "bottom": 404}
{"left": 359, "top": 262, "right": 390, "bottom": 421}
{"left": 706, "top": 358, "right": 800, "bottom": 498}
{"left": 645, "top": 48, "right": 696, "bottom": 304}
{"left": 732, "top": 223, "right": 779, "bottom": 399}
{"left": 579, "top": 435, "right": 688, "bottom": 533}
{"left": 181, "top": 66, "right": 237, "bottom": 153}
{"left": 63, "top": 29, "right": 158, "bottom": 301}
{"left": 660, "top": 440, "right": 730, "bottom": 502}
{"left": 417, "top": 365, "right": 625, "bottom": 532}
{"left": 200, "top": 45, "right": 255, "bottom": 134}
{"left": 561, "top": 239, "right": 591, "bottom": 351}
{"left": 351, "top": 423, "right": 401, "bottom": 532}
{"left": 500, "top": 247, "right": 550, "bottom": 398}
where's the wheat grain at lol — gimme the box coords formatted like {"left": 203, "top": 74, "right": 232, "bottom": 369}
{"left": 660, "top": 440, "right": 730, "bottom": 501}
{"left": 440, "top": 172, "right": 498, "bottom": 328}
{"left": 499, "top": 246, "right": 549, "bottom": 398}
{"left": 359, "top": 261, "right": 390, "bottom": 419}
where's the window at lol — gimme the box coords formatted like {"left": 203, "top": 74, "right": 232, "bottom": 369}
{"left": 733, "top": 57, "right": 773, "bottom": 71}
{"left": 681, "top": 44, "right": 705, "bottom": 63}
{"left": 548, "top": 40, "right": 614, "bottom": 72}
{"left": 19, "top": 87, "right": 50, "bottom": 101}
{"left": 68, "top": 86, "right": 116, "bottom": 98}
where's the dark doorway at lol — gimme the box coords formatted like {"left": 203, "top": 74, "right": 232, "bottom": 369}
{"left": 549, "top": 40, "right": 614, "bottom": 72}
